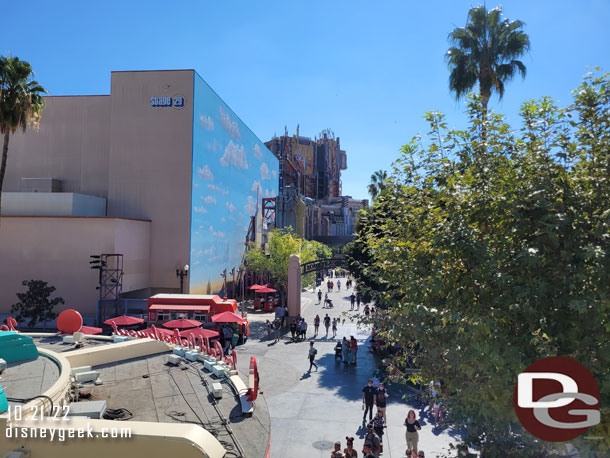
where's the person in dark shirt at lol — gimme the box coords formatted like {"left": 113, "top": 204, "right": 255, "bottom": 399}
{"left": 375, "top": 383, "right": 388, "bottom": 422}
{"left": 404, "top": 409, "right": 422, "bottom": 454}
{"left": 362, "top": 379, "right": 376, "bottom": 421}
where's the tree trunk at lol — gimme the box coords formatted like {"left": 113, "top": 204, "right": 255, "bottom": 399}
{"left": 0, "top": 131, "right": 10, "bottom": 225}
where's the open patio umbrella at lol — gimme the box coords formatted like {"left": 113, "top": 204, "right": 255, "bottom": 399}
{"left": 79, "top": 326, "right": 103, "bottom": 335}
{"left": 256, "top": 287, "right": 276, "bottom": 293}
{"left": 211, "top": 311, "right": 246, "bottom": 324}
{"left": 162, "top": 318, "right": 202, "bottom": 329}
{"left": 103, "top": 315, "right": 144, "bottom": 326}
{"left": 180, "top": 328, "right": 219, "bottom": 339}
{"left": 248, "top": 284, "right": 264, "bottom": 290}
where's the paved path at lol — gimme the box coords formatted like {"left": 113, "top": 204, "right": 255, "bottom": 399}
{"left": 236, "top": 279, "right": 460, "bottom": 458}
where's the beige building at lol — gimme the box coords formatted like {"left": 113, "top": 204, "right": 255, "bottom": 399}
{"left": 0, "top": 70, "right": 277, "bottom": 325}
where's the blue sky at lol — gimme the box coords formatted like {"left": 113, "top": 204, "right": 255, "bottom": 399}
{"left": 2, "top": 0, "right": 609, "bottom": 198}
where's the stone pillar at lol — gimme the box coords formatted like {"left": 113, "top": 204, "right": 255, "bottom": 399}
{"left": 287, "top": 254, "right": 301, "bottom": 320}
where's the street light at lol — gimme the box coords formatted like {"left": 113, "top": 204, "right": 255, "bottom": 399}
{"left": 231, "top": 267, "right": 236, "bottom": 299}
{"left": 176, "top": 264, "right": 189, "bottom": 294}
{"left": 220, "top": 269, "right": 227, "bottom": 297}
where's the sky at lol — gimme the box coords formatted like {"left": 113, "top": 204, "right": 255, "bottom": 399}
{"left": 2, "top": 0, "right": 609, "bottom": 199}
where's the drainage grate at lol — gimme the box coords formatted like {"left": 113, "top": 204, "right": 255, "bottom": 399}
{"left": 313, "top": 440, "right": 334, "bottom": 450}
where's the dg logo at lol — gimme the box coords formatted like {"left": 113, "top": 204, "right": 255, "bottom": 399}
{"left": 513, "top": 356, "right": 600, "bottom": 442}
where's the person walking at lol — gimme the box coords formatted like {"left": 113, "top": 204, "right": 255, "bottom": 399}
{"left": 404, "top": 410, "right": 421, "bottom": 455}
{"left": 327, "top": 280, "right": 331, "bottom": 292}
{"left": 363, "top": 424, "right": 381, "bottom": 456}
{"left": 280, "top": 305, "right": 287, "bottom": 327}
{"left": 341, "top": 337, "right": 350, "bottom": 364}
{"left": 318, "top": 289, "right": 323, "bottom": 304}
{"left": 375, "top": 383, "right": 389, "bottom": 422}
{"left": 307, "top": 341, "right": 318, "bottom": 372}
{"left": 364, "top": 304, "right": 370, "bottom": 318}
{"left": 332, "top": 318, "right": 338, "bottom": 338}
{"left": 289, "top": 320, "right": 297, "bottom": 342}
{"left": 361, "top": 444, "right": 375, "bottom": 458}
{"left": 324, "top": 314, "right": 331, "bottom": 338}
{"left": 330, "top": 441, "right": 343, "bottom": 458}
{"left": 299, "top": 319, "right": 308, "bottom": 341}
{"left": 324, "top": 293, "right": 329, "bottom": 308}
{"left": 314, "top": 314, "right": 321, "bottom": 336}
{"left": 356, "top": 293, "right": 361, "bottom": 309}
{"left": 344, "top": 437, "right": 357, "bottom": 458}
{"left": 350, "top": 336, "right": 358, "bottom": 364}
{"left": 330, "top": 280, "right": 334, "bottom": 291}
{"left": 350, "top": 293, "right": 356, "bottom": 310}
{"left": 373, "top": 410, "right": 386, "bottom": 452}
{"left": 273, "top": 318, "right": 281, "bottom": 343}
{"left": 362, "top": 379, "right": 376, "bottom": 422}
{"left": 337, "top": 279, "right": 341, "bottom": 292}
{"left": 265, "top": 319, "right": 272, "bottom": 339}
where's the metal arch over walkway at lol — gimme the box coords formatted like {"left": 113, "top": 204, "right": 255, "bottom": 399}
{"left": 300, "top": 256, "right": 346, "bottom": 275}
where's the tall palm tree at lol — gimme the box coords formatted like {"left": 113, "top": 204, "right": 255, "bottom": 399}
{"left": 0, "top": 56, "right": 46, "bottom": 220}
{"left": 446, "top": 5, "right": 530, "bottom": 111}
{"left": 368, "top": 170, "right": 388, "bottom": 200}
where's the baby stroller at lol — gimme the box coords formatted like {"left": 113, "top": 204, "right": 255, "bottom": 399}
{"left": 334, "top": 341, "right": 343, "bottom": 360}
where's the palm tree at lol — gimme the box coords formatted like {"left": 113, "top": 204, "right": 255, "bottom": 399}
{"left": 368, "top": 170, "right": 388, "bottom": 200}
{"left": 446, "top": 5, "right": 530, "bottom": 111}
{"left": 0, "top": 56, "right": 46, "bottom": 220}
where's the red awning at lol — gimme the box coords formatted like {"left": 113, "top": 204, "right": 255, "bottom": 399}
{"left": 149, "top": 304, "right": 211, "bottom": 312}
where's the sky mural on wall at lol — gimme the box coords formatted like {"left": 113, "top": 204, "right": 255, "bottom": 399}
{"left": 190, "top": 73, "right": 278, "bottom": 295}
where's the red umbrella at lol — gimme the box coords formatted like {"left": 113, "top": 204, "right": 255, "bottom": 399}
{"left": 248, "top": 284, "right": 264, "bottom": 290}
{"left": 103, "top": 315, "right": 144, "bottom": 326}
{"left": 79, "top": 326, "right": 103, "bottom": 335}
{"left": 211, "top": 311, "right": 246, "bottom": 323}
{"left": 180, "top": 328, "right": 219, "bottom": 339}
{"left": 162, "top": 318, "right": 202, "bottom": 329}
{"left": 256, "top": 287, "right": 277, "bottom": 293}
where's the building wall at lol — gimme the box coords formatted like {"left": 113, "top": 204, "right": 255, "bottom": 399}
{"left": 0, "top": 217, "right": 150, "bottom": 322}
{"left": 1, "top": 192, "right": 106, "bottom": 216}
{"left": 189, "top": 74, "right": 278, "bottom": 294}
{"left": 3, "top": 96, "right": 111, "bottom": 198}
{"left": 107, "top": 71, "right": 194, "bottom": 289}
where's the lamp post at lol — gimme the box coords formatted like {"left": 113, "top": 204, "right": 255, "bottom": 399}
{"left": 238, "top": 266, "right": 245, "bottom": 318}
{"left": 220, "top": 269, "right": 227, "bottom": 297}
{"left": 176, "top": 264, "right": 189, "bottom": 294}
{"left": 231, "top": 267, "right": 236, "bottom": 299}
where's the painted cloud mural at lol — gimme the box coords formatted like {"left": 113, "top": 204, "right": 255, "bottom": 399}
{"left": 190, "top": 74, "right": 278, "bottom": 295}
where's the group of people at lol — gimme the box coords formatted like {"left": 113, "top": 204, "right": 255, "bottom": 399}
{"left": 218, "top": 324, "right": 240, "bottom": 353}
{"left": 289, "top": 316, "right": 309, "bottom": 341}
{"left": 335, "top": 336, "right": 359, "bottom": 364}
{"left": 357, "top": 379, "right": 425, "bottom": 457}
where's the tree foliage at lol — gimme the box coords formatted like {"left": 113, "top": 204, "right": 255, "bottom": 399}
{"left": 346, "top": 72, "right": 610, "bottom": 456}
{"left": 11, "top": 280, "right": 64, "bottom": 328}
{"left": 0, "top": 56, "right": 46, "bottom": 219}
{"left": 446, "top": 5, "right": 530, "bottom": 111}
{"left": 244, "top": 228, "right": 332, "bottom": 303}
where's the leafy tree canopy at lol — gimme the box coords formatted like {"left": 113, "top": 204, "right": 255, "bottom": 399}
{"left": 346, "top": 71, "right": 610, "bottom": 456}
{"left": 244, "top": 228, "right": 332, "bottom": 300}
{"left": 10, "top": 280, "right": 63, "bottom": 328}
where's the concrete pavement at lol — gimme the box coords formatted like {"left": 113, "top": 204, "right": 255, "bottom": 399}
{"left": 236, "top": 278, "right": 461, "bottom": 458}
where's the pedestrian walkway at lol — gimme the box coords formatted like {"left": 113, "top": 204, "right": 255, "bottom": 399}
{"left": 238, "top": 278, "right": 460, "bottom": 458}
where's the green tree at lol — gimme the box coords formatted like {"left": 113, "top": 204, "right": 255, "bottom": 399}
{"left": 0, "top": 56, "right": 46, "bottom": 218}
{"left": 11, "top": 280, "right": 64, "bottom": 328}
{"left": 346, "top": 72, "right": 610, "bottom": 456}
{"left": 446, "top": 5, "right": 530, "bottom": 111}
{"left": 244, "top": 228, "right": 331, "bottom": 305}
{"left": 367, "top": 169, "right": 388, "bottom": 200}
